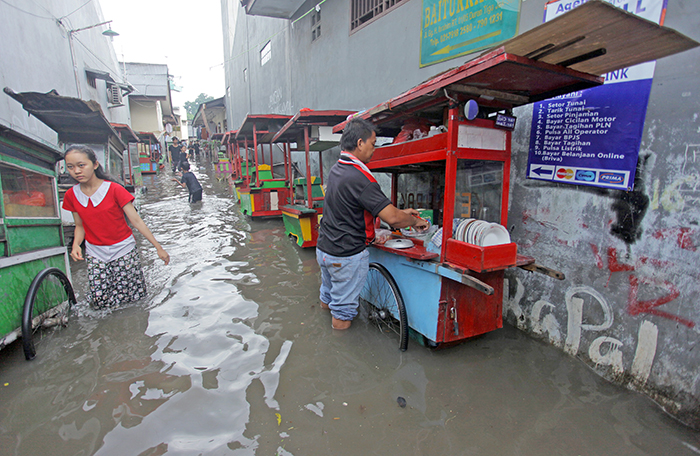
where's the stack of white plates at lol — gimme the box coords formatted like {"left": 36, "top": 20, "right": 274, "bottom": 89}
{"left": 453, "top": 219, "right": 510, "bottom": 246}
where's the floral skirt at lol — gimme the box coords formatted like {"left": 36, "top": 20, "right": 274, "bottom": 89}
{"left": 86, "top": 248, "right": 147, "bottom": 309}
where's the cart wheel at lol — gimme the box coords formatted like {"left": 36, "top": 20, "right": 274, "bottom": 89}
{"left": 359, "top": 263, "right": 409, "bottom": 351}
{"left": 21, "top": 267, "right": 76, "bottom": 361}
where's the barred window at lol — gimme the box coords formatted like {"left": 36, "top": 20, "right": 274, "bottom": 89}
{"left": 350, "top": 0, "right": 405, "bottom": 32}
{"left": 260, "top": 41, "right": 271, "bottom": 66}
{"left": 311, "top": 9, "right": 321, "bottom": 42}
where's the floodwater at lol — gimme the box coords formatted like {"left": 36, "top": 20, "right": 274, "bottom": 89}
{"left": 1, "top": 160, "right": 699, "bottom": 456}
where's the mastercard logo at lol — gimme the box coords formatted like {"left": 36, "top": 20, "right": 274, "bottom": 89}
{"left": 556, "top": 168, "right": 574, "bottom": 179}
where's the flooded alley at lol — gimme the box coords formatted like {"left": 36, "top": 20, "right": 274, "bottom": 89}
{"left": 1, "top": 160, "right": 699, "bottom": 456}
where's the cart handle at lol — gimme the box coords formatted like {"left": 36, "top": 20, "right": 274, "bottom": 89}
{"left": 518, "top": 263, "right": 566, "bottom": 280}
{"left": 438, "top": 264, "right": 494, "bottom": 295}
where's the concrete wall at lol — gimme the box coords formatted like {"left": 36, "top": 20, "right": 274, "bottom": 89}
{"left": 0, "top": 0, "right": 129, "bottom": 146}
{"left": 222, "top": 0, "right": 700, "bottom": 428}
{"left": 130, "top": 99, "right": 163, "bottom": 135}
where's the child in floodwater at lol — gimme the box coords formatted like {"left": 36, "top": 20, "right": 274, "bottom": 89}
{"left": 62, "top": 145, "right": 170, "bottom": 309}
{"left": 172, "top": 161, "right": 203, "bottom": 203}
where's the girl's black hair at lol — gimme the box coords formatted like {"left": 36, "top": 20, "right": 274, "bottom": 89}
{"left": 64, "top": 144, "right": 115, "bottom": 181}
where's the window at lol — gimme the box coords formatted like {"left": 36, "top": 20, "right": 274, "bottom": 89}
{"left": 351, "top": 0, "right": 405, "bottom": 32}
{"left": 1, "top": 164, "right": 57, "bottom": 218}
{"left": 311, "top": 9, "right": 321, "bottom": 42}
{"left": 454, "top": 160, "right": 503, "bottom": 223}
{"left": 260, "top": 41, "right": 271, "bottom": 66}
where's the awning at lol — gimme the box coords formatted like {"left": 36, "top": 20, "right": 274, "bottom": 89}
{"left": 3, "top": 88, "right": 126, "bottom": 148}
{"left": 240, "top": 0, "right": 305, "bottom": 19}
{"left": 272, "top": 109, "right": 355, "bottom": 151}
{"left": 111, "top": 123, "right": 139, "bottom": 143}
{"left": 136, "top": 131, "right": 159, "bottom": 144}
{"left": 235, "top": 114, "right": 293, "bottom": 143}
{"left": 85, "top": 68, "right": 115, "bottom": 84}
{"left": 85, "top": 68, "right": 134, "bottom": 95}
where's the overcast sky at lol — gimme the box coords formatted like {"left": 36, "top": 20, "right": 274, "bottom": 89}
{"left": 99, "top": 0, "right": 226, "bottom": 109}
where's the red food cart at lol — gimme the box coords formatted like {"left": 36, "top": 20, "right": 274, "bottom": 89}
{"left": 332, "top": 1, "right": 697, "bottom": 350}
{"left": 234, "top": 115, "right": 293, "bottom": 218}
{"left": 136, "top": 131, "right": 161, "bottom": 175}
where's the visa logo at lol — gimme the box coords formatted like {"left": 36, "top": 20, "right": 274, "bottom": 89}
{"left": 575, "top": 170, "right": 596, "bottom": 181}
{"left": 599, "top": 172, "right": 625, "bottom": 184}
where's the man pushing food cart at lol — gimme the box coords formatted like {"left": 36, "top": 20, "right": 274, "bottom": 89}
{"left": 316, "top": 118, "right": 429, "bottom": 330}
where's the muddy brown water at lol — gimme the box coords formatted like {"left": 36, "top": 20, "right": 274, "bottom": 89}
{"left": 1, "top": 161, "right": 699, "bottom": 455}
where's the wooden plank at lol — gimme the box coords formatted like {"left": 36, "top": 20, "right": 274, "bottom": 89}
{"left": 500, "top": 0, "right": 699, "bottom": 76}
{"left": 518, "top": 262, "right": 566, "bottom": 280}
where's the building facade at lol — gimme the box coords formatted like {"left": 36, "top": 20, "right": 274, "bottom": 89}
{"left": 221, "top": 0, "right": 700, "bottom": 428}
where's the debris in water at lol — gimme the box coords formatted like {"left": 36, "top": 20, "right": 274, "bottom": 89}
{"left": 397, "top": 396, "right": 407, "bottom": 408}
{"left": 276, "top": 413, "right": 281, "bottom": 426}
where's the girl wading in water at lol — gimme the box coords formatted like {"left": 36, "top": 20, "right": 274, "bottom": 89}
{"left": 62, "top": 145, "right": 170, "bottom": 308}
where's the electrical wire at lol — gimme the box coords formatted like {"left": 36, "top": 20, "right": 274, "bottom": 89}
{"left": 0, "top": 0, "right": 54, "bottom": 20}
{"left": 72, "top": 34, "right": 128, "bottom": 86}
{"left": 58, "top": 0, "right": 93, "bottom": 21}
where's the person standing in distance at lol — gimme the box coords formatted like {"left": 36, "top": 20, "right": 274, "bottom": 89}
{"left": 316, "top": 118, "right": 428, "bottom": 330}
{"left": 169, "top": 137, "right": 185, "bottom": 172}
{"left": 62, "top": 145, "right": 170, "bottom": 309}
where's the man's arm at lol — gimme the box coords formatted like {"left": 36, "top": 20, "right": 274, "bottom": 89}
{"left": 377, "top": 205, "right": 429, "bottom": 230}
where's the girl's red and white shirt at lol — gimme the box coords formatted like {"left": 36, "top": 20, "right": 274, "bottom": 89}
{"left": 62, "top": 181, "right": 136, "bottom": 262}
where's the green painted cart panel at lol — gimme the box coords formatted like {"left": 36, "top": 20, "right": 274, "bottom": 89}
{"left": 240, "top": 193, "right": 253, "bottom": 215}
{"left": 283, "top": 214, "right": 303, "bottom": 246}
{"left": 6, "top": 225, "right": 62, "bottom": 255}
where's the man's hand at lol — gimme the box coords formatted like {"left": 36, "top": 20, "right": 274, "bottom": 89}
{"left": 404, "top": 210, "right": 429, "bottom": 231}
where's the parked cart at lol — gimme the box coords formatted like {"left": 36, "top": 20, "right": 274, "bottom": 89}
{"left": 271, "top": 109, "right": 355, "bottom": 247}
{"left": 234, "top": 114, "right": 293, "bottom": 218}
{"left": 332, "top": 1, "right": 698, "bottom": 350}
{"left": 136, "top": 131, "right": 162, "bottom": 175}
{"left": 0, "top": 128, "right": 76, "bottom": 360}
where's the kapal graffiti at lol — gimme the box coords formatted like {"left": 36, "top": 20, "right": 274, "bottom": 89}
{"left": 506, "top": 278, "right": 660, "bottom": 382}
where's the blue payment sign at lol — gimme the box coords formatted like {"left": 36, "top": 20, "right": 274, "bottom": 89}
{"left": 527, "top": 0, "right": 665, "bottom": 191}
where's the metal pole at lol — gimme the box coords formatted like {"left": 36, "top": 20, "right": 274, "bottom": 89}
{"left": 253, "top": 125, "right": 259, "bottom": 187}
{"left": 304, "top": 126, "right": 312, "bottom": 209}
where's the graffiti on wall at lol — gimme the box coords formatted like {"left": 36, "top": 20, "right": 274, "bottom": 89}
{"left": 506, "top": 278, "right": 659, "bottom": 382}
{"left": 268, "top": 89, "right": 291, "bottom": 116}
{"left": 650, "top": 144, "right": 700, "bottom": 214}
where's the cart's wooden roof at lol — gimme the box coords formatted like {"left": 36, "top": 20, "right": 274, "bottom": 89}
{"left": 333, "top": 0, "right": 698, "bottom": 136}
{"left": 271, "top": 109, "right": 356, "bottom": 143}
{"left": 222, "top": 130, "right": 238, "bottom": 145}
{"left": 235, "top": 114, "right": 292, "bottom": 143}
{"left": 501, "top": 0, "right": 697, "bottom": 76}
{"left": 333, "top": 49, "right": 603, "bottom": 135}
{"left": 110, "top": 123, "right": 140, "bottom": 143}
{"left": 136, "top": 131, "right": 159, "bottom": 143}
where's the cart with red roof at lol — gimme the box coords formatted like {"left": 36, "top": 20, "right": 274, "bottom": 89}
{"left": 271, "top": 109, "right": 355, "bottom": 247}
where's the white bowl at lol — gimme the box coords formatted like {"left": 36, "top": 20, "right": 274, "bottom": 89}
{"left": 479, "top": 223, "right": 511, "bottom": 246}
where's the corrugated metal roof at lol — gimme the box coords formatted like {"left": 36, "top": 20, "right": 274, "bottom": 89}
{"left": 3, "top": 88, "right": 125, "bottom": 148}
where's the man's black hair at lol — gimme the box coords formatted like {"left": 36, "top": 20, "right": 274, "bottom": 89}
{"left": 179, "top": 162, "right": 191, "bottom": 171}
{"left": 340, "top": 118, "right": 376, "bottom": 152}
